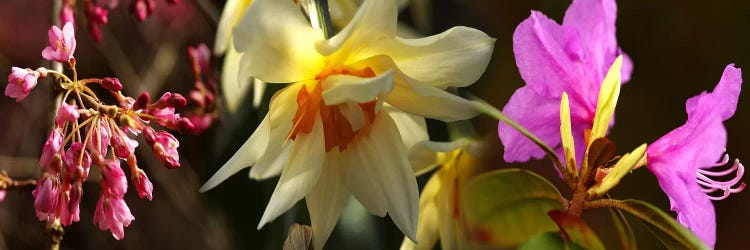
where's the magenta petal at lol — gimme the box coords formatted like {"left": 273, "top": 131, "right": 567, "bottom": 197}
{"left": 499, "top": 86, "right": 562, "bottom": 162}
{"left": 513, "top": 11, "right": 585, "bottom": 99}
{"left": 686, "top": 65, "right": 742, "bottom": 121}
{"left": 562, "top": 0, "right": 617, "bottom": 78}
{"left": 648, "top": 156, "right": 716, "bottom": 246}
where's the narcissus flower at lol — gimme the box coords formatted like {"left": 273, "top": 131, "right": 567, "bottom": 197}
{"left": 498, "top": 0, "right": 632, "bottom": 165}
{"left": 200, "top": 0, "right": 494, "bottom": 248}
{"left": 645, "top": 65, "right": 745, "bottom": 247}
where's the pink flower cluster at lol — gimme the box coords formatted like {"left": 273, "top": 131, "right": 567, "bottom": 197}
{"left": 185, "top": 44, "right": 219, "bottom": 135}
{"left": 8, "top": 23, "right": 191, "bottom": 240}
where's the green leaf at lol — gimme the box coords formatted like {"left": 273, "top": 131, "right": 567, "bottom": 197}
{"left": 614, "top": 199, "right": 709, "bottom": 250}
{"left": 460, "top": 168, "right": 566, "bottom": 247}
{"left": 518, "top": 232, "right": 585, "bottom": 250}
{"left": 608, "top": 207, "right": 637, "bottom": 250}
{"left": 548, "top": 210, "right": 605, "bottom": 250}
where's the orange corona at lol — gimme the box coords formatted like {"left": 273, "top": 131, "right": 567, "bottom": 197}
{"left": 289, "top": 67, "right": 378, "bottom": 152}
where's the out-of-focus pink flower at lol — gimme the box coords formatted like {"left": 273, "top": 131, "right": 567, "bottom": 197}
{"left": 63, "top": 142, "right": 92, "bottom": 181}
{"left": 40, "top": 128, "right": 64, "bottom": 168}
{"left": 93, "top": 194, "right": 134, "bottom": 240}
{"left": 101, "top": 160, "right": 127, "bottom": 198}
{"left": 60, "top": 3, "right": 75, "bottom": 26}
{"left": 187, "top": 113, "right": 214, "bottom": 135}
{"left": 5, "top": 67, "right": 39, "bottom": 102}
{"left": 99, "top": 0, "right": 120, "bottom": 9}
{"left": 42, "top": 22, "right": 76, "bottom": 62}
{"left": 0, "top": 191, "right": 6, "bottom": 203}
{"left": 188, "top": 44, "right": 211, "bottom": 74}
{"left": 32, "top": 175, "right": 60, "bottom": 222}
{"left": 56, "top": 103, "right": 80, "bottom": 126}
{"left": 130, "top": 0, "right": 155, "bottom": 22}
{"left": 85, "top": 1, "right": 109, "bottom": 42}
{"left": 133, "top": 169, "right": 153, "bottom": 200}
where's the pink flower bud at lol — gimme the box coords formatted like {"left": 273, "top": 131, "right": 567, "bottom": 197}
{"left": 56, "top": 103, "right": 80, "bottom": 126}
{"left": 101, "top": 160, "right": 127, "bottom": 198}
{"left": 131, "top": 0, "right": 148, "bottom": 22}
{"left": 101, "top": 77, "right": 123, "bottom": 91}
{"left": 151, "top": 131, "right": 180, "bottom": 168}
{"left": 42, "top": 22, "right": 76, "bottom": 63}
{"left": 40, "top": 128, "right": 63, "bottom": 169}
{"left": 133, "top": 169, "right": 153, "bottom": 200}
{"left": 187, "top": 114, "right": 214, "bottom": 135}
{"left": 134, "top": 91, "right": 150, "bottom": 110}
{"left": 63, "top": 142, "right": 91, "bottom": 181}
{"left": 32, "top": 175, "right": 60, "bottom": 222}
{"left": 6, "top": 67, "right": 39, "bottom": 102}
{"left": 93, "top": 195, "right": 134, "bottom": 240}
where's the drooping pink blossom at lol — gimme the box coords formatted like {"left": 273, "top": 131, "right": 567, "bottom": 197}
{"left": 110, "top": 129, "right": 138, "bottom": 159}
{"left": 84, "top": 1, "right": 109, "bottom": 42}
{"left": 42, "top": 22, "right": 76, "bottom": 63}
{"left": 133, "top": 169, "right": 153, "bottom": 201}
{"left": 5, "top": 67, "right": 39, "bottom": 102}
{"left": 32, "top": 175, "right": 60, "bottom": 222}
{"left": 87, "top": 119, "right": 111, "bottom": 157}
{"left": 63, "top": 142, "right": 92, "bottom": 181}
{"left": 39, "top": 128, "right": 64, "bottom": 168}
{"left": 646, "top": 65, "right": 745, "bottom": 247}
{"left": 58, "top": 184, "right": 82, "bottom": 226}
{"left": 498, "top": 0, "right": 632, "bottom": 165}
{"left": 56, "top": 102, "right": 80, "bottom": 126}
{"left": 144, "top": 129, "right": 181, "bottom": 169}
{"left": 93, "top": 194, "right": 134, "bottom": 240}
{"left": 100, "top": 160, "right": 127, "bottom": 198}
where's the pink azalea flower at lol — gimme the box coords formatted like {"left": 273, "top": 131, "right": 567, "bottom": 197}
{"left": 56, "top": 103, "right": 80, "bottom": 126}
{"left": 646, "top": 65, "right": 745, "bottom": 247}
{"left": 133, "top": 169, "right": 153, "bottom": 201}
{"left": 42, "top": 22, "right": 76, "bottom": 63}
{"left": 5, "top": 67, "right": 39, "bottom": 102}
{"left": 498, "top": 0, "right": 633, "bottom": 164}
{"left": 39, "top": 128, "right": 63, "bottom": 168}
{"left": 93, "top": 194, "right": 134, "bottom": 240}
{"left": 32, "top": 175, "right": 60, "bottom": 222}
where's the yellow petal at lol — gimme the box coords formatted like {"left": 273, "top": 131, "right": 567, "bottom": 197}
{"left": 213, "top": 0, "right": 252, "bottom": 55}
{"left": 589, "top": 56, "right": 623, "bottom": 143}
{"left": 559, "top": 92, "right": 578, "bottom": 176}
{"left": 234, "top": 0, "right": 325, "bottom": 83}
{"left": 586, "top": 143, "right": 647, "bottom": 198}
{"left": 400, "top": 173, "right": 442, "bottom": 250}
{"left": 221, "top": 44, "right": 254, "bottom": 112}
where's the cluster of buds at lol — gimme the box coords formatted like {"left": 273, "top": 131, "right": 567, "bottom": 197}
{"left": 60, "top": 0, "right": 179, "bottom": 42}
{"left": 184, "top": 44, "right": 219, "bottom": 135}
{"left": 130, "top": 0, "right": 180, "bottom": 22}
{"left": 5, "top": 22, "right": 191, "bottom": 240}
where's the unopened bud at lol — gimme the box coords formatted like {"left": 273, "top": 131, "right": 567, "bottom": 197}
{"left": 134, "top": 91, "right": 150, "bottom": 110}
{"left": 102, "top": 77, "right": 123, "bottom": 91}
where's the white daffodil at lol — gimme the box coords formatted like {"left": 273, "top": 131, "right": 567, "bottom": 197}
{"left": 201, "top": 0, "right": 494, "bottom": 248}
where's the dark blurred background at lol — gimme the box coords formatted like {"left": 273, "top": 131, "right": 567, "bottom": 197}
{"left": 0, "top": 0, "right": 748, "bottom": 249}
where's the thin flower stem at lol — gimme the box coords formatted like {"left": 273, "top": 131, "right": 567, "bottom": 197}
{"left": 310, "top": 0, "right": 335, "bottom": 39}
{"left": 468, "top": 95, "right": 574, "bottom": 188}
{"left": 0, "top": 172, "right": 37, "bottom": 190}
